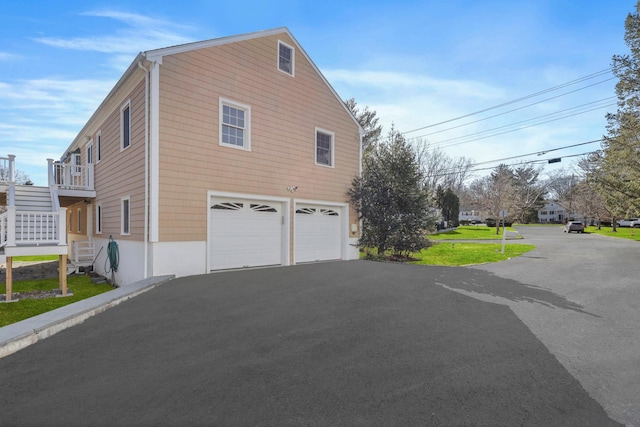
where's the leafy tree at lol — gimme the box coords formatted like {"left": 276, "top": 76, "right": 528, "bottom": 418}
{"left": 349, "top": 126, "right": 434, "bottom": 256}
{"left": 600, "top": 1, "right": 640, "bottom": 215}
{"left": 344, "top": 98, "right": 383, "bottom": 150}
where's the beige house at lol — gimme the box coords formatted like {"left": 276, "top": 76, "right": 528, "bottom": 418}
{"left": 2, "top": 27, "right": 363, "bottom": 288}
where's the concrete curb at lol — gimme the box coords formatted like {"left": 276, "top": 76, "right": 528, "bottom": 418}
{"left": 0, "top": 275, "right": 175, "bottom": 359}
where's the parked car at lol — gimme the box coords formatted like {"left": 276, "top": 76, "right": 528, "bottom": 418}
{"left": 485, "top": 218, "right": 513, "bottom": 227}
{"left": 616, "top": 218, "right": 640, "bottom": 228}
{"left": 564, "top": 221, "right": 585, "bottom": 233}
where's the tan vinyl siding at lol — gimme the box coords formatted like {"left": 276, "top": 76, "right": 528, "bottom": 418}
{"left": 156, "top": 33, "right": 360, "bottom": 242}
{"left": 91, "top": 79, "right": 146, "bottom": 240}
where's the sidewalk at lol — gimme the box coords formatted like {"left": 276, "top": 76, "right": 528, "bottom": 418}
{"left": 0, "top": 275, "right": 174, "bottom": 358}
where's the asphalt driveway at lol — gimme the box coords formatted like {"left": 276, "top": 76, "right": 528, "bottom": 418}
{"left": 0, "top": 257, "right": 623, "bottom": 426}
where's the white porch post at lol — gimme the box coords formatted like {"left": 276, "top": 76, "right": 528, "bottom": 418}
{"left": 6, "top": 206, "right": 16, "bottom": 246}
{"left": 58, "top": 207, "right": 67, "bottom": 245}
{"left": 8, "top": 154, "right": 15, "bottom": 182}
{"left": 47, "top": 158, "right": 54, "bottom": 187}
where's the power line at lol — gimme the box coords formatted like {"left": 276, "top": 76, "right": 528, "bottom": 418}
{"left": 422, "top": 139, "right": 603, "bottom": 178}
{"left": 402, "top": 68, "right": 613, "bottom": 135}
{"left": 431, "top": 102, "right": 615, "bottom": 149}
{"left": 424, "top": 150, "right": 598, "bottom": 179}
{"left": 407, "top": 94, "right": 616, "bottom": 142}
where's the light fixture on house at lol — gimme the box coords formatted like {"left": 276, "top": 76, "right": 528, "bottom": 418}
{"left": 287, "top": 186, "right": 298, "bottom": 193}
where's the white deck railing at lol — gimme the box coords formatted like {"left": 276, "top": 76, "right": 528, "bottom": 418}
{"left": 71, "top": 239, "right": 95, "bottom": 267}
{"left": 1, "top": 206, "right": 67, "bottom": 247}
{"left": 48, "top": 159, "right": 94, "bottom": 191}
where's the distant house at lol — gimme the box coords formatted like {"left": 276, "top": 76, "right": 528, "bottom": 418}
{"left": 538, "top": 202, "right": 570, "bottom": 223}
{"left": 459, "top": 207, "right": 484, "bottom": 224}
{"left": 2, "top": 27, "right": 363, "bottom": 288}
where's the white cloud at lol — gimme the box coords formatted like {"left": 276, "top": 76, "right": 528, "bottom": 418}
{"left": 33, "top": 9, "right": 196, "bottom": 55}
{"left": 0, "top": 52, "right": 19, "bottom": 61}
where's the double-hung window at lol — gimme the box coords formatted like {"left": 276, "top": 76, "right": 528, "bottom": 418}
{"left": 315, "top": 128, "right": 334, "bottom": 167}
{"left": 219, "top": 98, "right": 251, "bottom": 150}
{"left": 121, "top": 101, "right": 131, "bottom": 151}
{"left": 278, "top": 40, "right": 295, "bottom": 76}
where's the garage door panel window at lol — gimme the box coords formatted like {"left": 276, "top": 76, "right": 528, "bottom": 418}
{"left": 212, "top": 202, "right": 243, "bottom": 211}
{"left": 251, "top": 203, "right": 278, "bottom": 213}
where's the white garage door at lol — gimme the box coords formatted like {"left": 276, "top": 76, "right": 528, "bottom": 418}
{"left": 295, "top": 205, "right": 342, "bottom": 263}
{"left": 209, "top": 198, "right": 283, "bottom": 270}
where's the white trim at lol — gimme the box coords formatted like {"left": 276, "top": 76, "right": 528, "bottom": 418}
{"left": 206, "top": 190, "right": 290, "bottom": 272}
{"left": 145, "top": 27, "right": 291, "bottom": 60}
{"left": 121, "top": 196, "right": 131, "bottom": 235}
{"left": 219, "top": 97, "right": 251, "bottom": 151}
{"left": 120, "top": 100, "right": 131, "bottom": 151}
{"left": 293, "top": 198, "right": 350, "bottom": 264}
{"left": 277, "top": 40, "right": 295, "bottom": 76}
{"left": 96, "top": 202, "right": 103, "bottom": 234}
{"left": 315, "top": 127, "right": 335, "bottom": 168}
{"left": 149, "top": 63, "right": 160, "bottom": 242}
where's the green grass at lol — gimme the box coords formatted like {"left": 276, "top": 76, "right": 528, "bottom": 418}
{"left": 429, "top": 225, "right": 520, "bottom": 240}
{"left": 1, "top": 276, "right": 113, "bottom": 327}
{"left": 411, "top": 242, "right": 536, "bottom": 266}
{"left": 585, "top": 225, "right": 640, "bottom": 241}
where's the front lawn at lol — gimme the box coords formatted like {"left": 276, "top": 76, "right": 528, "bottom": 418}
{"left": 429, "top": 225, "right": 520, "bottom": 240}
{"left": 411, "top": 242, "right": 536, "bottom": 266}
{"left": 586, "top": 226, "right": 640, "bottom": 241}
{"left": 1, "top": 276, "right": 113, "bottom": 327}
{"left": 361, "top": 242, "right": 535, "bottom": 266}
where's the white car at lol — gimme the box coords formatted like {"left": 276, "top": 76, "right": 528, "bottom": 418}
{"left": 616, "top": 218, "right": 640, "bottom": 228}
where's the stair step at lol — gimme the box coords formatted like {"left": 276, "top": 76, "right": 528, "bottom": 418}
{"left": 12, "top": 185, "right": 53, "bottom": 211}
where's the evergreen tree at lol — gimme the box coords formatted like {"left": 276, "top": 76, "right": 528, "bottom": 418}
{"left": 601, "top": 1, "right": 640, "bottom": 214}
{"left": 349, "top": 127, "right": 433, "bottom": 256}
{"left": 344, "top": 98, "right": 382, "bottom": 150}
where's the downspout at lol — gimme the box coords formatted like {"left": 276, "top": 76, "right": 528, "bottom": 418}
{"left": 138, "top": 60, "right": 150, "bottom": 279}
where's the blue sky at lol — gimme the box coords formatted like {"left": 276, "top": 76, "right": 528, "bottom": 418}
{"left": 0, "top": 0, "right": 635, "bottom": 185}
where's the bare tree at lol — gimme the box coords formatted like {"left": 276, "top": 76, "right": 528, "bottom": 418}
{"left": 512, "top": 165, "right": 546, "bottom": 223}
{"left": 468, "top": 164, "right": 515, "bottom": 234}
{"left": 414, "top": 139, "right": 474, "bottom": 197}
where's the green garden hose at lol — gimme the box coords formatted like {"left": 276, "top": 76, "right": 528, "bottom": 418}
{"left": 105, "top": 235, "right": 119, "bottom": 287}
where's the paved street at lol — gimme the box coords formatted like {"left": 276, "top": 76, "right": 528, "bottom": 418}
{"left": 0, "top": 225, "right": 636, "bottom": 426}
{"left": 464, "top": 225, "right": 640, "bottom": 426}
